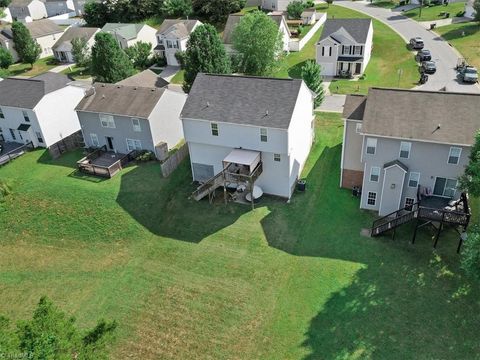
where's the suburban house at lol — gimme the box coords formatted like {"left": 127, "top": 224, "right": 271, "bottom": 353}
{"left": 340, "top": 88, "right": 480, "bottom": 216}
{"left": 0, "top": 19, "right": 64, "bottom": 61}
{"left": 101, "top": 23, "right": 157, "bottom": 51}
{"left": 154, "top": 19, "right": 202, "bottom": 66}
{"left": 116, "top": 69, "right": 169, "bottom": 88}
{"left": 52, "top": 26, "right": 99, "bottom": 63}
{"left": 75, "top": 78, "right": 186, "bottom": 159}
{"left": 316, "top": 18, "right": 373, "bottom": 77}
{"left": 8, "top": 0, "right": 47, "bottom": 21}
{"left": 42, "top": 0, "right": 74, "bottom": 17}
{"left": 301, "top": 8, "right": 317, "bottom": 25}
{"left": 465, "top": 0, "right": 476, "bottom": 19}
{"left": 223, "top": 13, "right": 291, "bottom": 52}
{"left": 181, "top": 73, "right": 315, "bottom": 200}
{"left": 0, "top": 73, "right": 89, "bottom": 148}
{"left": 261, "top": 0, "right": 294, "bottom": 11}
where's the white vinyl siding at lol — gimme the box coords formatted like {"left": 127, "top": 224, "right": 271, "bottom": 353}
{"left": 100, "top": 114, "right": 115, "bottom": 128}
{"left": 408, "top": 172, "right": 420, "bottom": 188}
{"left": 369, "top": 166, "right": 380, "bottom": 182}
{"left": 132, "top": 118, "right": 141, "bottom": 132}
{"left": 448, "top": 147, "right": 461, "bottom": 165}
{"left": 90, "top": 133, "right": 99, "bottom": 146}
{"left": 366, "top": 138, "right": 377, "bottom": 155}
{"left": 399, "top": 141, "right": 411, "bottom": 159}
{"left": 126, "top": 138, "right": 142, "bottom": 151}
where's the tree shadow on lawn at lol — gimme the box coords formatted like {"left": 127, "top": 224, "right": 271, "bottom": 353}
{"left": 437, "top": 23, "right": 480, "bottom": 41}
{"left": 287, "top": 60, "right": 309, "bottom": 79}
{"left": 260, "top": 144, "right": 480, "bottom": 358}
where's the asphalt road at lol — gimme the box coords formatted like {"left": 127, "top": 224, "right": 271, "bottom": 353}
{"left": 336, "top": 0, "right": 480, "bottom": 93}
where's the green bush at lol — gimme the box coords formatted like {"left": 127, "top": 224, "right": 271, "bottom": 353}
{"left": 461, "top": 227, "right": 480, "bottom": 280}
{"left": 135, "top": 151, "right": 156, "bottom": 162}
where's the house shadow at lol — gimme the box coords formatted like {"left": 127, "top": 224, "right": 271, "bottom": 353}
{"left": 37, "top": 148, "right": 84, "bottom": 168}
{"left": 115, "top": 158, "right": 250, "bottom": 243}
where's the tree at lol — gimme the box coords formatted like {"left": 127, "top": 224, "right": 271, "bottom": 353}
{"left": 474, "top": 0, "right": 480, "bottom": 21}
{"left": 325, "top": 0, "right": 334, "bottom": 7}
{"left": 1, "top": 296, "right": 116, "bottom": 360}
{"left": 83, "top": 0, "right": 109, "bottom": 27}
{"left": 0, "top": 0, "right": 12, "bottom": 6}
{"left": 0, "top": 47, "right": 13, "bottom": 69}
{"left": 125, "top": 41, "right": 152, "bottom": 69}
{"left": 71, "top": 37, "right": 90, "bottom": 68}
{"left": 287, "top": 0, "right": 306, "bottom": 19}
{"left": 461, "top": 227, "right": 480, "bottom": 279}
{"left": 12, "top": 21, "right": 41, "bottom": 67}
{"left": 192, "top": 0, "right": 246, "bottom": 23}
{"left": 301, "top": 60, "right": 324, "bottom": 107}
{"left": 459, "top": 131, "right": 480, "bottom": 197}
{"left": 232, "top": 11, "right": 282, "bottom": 76}
{"left": 91, "top": 32, "right": 135, "bottom": 83}
{"left": 162, "top": 0, "right": 192, "bottom": 17}
{"left": 182, "top": 24, "right": 231, "bottom": 92}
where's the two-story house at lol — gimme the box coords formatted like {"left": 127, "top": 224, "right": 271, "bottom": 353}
{"left": 0, "top": 73, "right": 88, "bottom": 148}
{"left": 341, "top": 88, "right": 480, "bottom": 216}
{"left": 154, "top": 19, "right": 202, "bottom": 66}
{"left": 223, "top": 13, "right": 290, "bottom": 53}
{"left": 0, "top": 19, "right": 64, "bottom": 61}
{"left": 181, "top": 73, "right": 314, "bottom": 199}
{"left": 101, "top": 23, "right": 157, "bottom": 52}
{"left": 75, "top": 77, "right": 186, "bottom": 159}
{"left": 316, "top": 18, "right": 373, "bottom": 77}
{"left": 8, "top": 0, "right": 47, "bottom": 21}
{"left": 52, "top": 26, "right": 99, "bottom": 63}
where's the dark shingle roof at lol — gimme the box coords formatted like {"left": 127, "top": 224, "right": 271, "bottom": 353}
{"left": 181, "top": 73, "right": 305, "bottom": 129}
{"left": 116, "top": 69, "right": 169, "bottom": 88}
{"left": 343, "top": 94, "right": 366, "bottom": 121}
{"left": 52, "top": 26, "right": 99, "bottom": 52}
{"left": 0, "top": 72, "right": 71, "bottom": 108}
{"left": 319, "top": 18, "right": 372, "bottom": 43}
{"left": 157, "top": 19, "right": 200, "bottom": 38}
{"left": 362, "top": 88, "right": 480, "bottom": 146}
{"left": 2, "top": 19, "right": 63, "bottom": 39}
{"left": 75, "top": 83, "right": 166, "bottom": 118}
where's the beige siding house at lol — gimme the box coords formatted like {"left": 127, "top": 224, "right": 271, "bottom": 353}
{"left": 52, "top": 26, "right": 99, "bottom": 63}
{"left": 101, "top": 23, "right": 157, "bottom": 52}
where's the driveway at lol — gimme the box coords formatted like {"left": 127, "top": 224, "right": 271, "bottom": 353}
{"left": 336, "top": 0, "right": 480, "bottom": 93}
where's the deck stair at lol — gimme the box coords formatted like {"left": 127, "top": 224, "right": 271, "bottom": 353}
{"left": 371, "top": 204, "right": 418, "bottom": 237}
{"left": 191, "top": 172, "right": 225, "bottom": 202}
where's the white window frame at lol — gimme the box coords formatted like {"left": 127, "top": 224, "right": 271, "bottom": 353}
{"left": 408, "top": 172, "right": 420, "bottom": 188}
{"left": 355, "top": 123, "right": 362, "bottom": 133}
{"left": 260, "top": 128, "right": 267, "bottom": 142}
{"left": 399, "top": 141, "right": 411, "bottom": 159}
{"left": 404, "top": 197, "right": 415, "bottom": 211}
{"left": 367, "top": 192, "right": 377, "bottom": 206}
{"left": 444, "top": 178, "right": 458, "bottom": 198}
{"left": 211, "top": 122, "right": 218, "bottom": 136}
{"left": 22, "top": 110, "right": 30, "bottom": 122}
{"left": 90, "top": 133, "right": 99, "bottom": 147}
{"left": 35, "top": 131, "right": 43, "bottom": 143}
{"left": 366, "top": 138, "right": 377, "bottom": 155}
{"left": 100, "top": 114, "right": 115, "bottom": 128}
{"left": 274, "top": 153, "right": 281, "bottom": 162}
{"left": 132, "top": 118, "right": 141, "bottom": 132}
{"left": 126, "top": 138, "right": 142, "bottom": 151}
{"left": 369, "top": 166, "right": 380, "bottom": 182}
{"left": 448, "top": 146, "right": 461, "bottom": 165}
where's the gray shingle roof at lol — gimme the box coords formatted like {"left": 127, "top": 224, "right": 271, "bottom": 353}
{"left": 157, "top": 19, "right": 200, "bottom": 38}
{"left": 52, "top": 26, "right": 99, "bottom": 52}
{"left": 75, "top": 83, "right": 166, "bottom": 119}
{"left": 116, "top": 69, "right": 169, "bottom": 88}
{"left": 361, "top": 88, "right": 480, "bottom": 146}
{"left": 343, "top": 94, "right": 366, "bottom": 121}
{"left": 319, "top": 18, "right": 372, "bottom": 43}
{"left": 0, "top": 72, "right": 71, "bottom": 108}
{"left": 181, "top": 73, "right": 305, "bottom": 129}
{"left": 2, "top": 19, "right": 63, "bottom": 39}
{"left": 101, "top": 23, "right": 145, "bottom": 40}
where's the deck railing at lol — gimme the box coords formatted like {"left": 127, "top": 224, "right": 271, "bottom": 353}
{"left": 0, "top": 141, "right": 34, "bottom": 166}
{"left": 224, "top": 162, "right": 263, "bottom": 184}
{"left": 77, "top": 147, "right": 138, "bottom": 178}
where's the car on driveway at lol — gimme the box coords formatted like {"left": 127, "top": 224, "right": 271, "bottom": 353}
{"left": 459, "top": 66, "right": 478, "bottom": 83}
{"left": 421, "top": 61, "right": 436, "bottom": 74}
{"left": 409, "top": 37, "right": 424, "bottom": 50}
{"left": 416, "top": 49, "right": 431, "bottom": 62}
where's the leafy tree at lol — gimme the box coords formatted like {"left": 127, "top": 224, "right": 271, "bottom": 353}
{"left": 461, "top": 227, "right": 480, "bottom": 279}
{"left": 474, "top": 0, "right": 480, "bottom": 21}
{"left": 325, "top": 0, "right": 334, "bottom": 7}
{"left": 12, "top": 21, "right": 41, "bottom": 67}
{"left": 91, "top": 32, "right": 135, "bottom": 83}
{"left": 459, "top": 131, "right": 480, "bottom": 197}
{"left": 83, "top": 0, "right": 109, "bottom": 27}
{"left": 71, "top": 37, "right": 90, "bottom": 68}
{"left": 162, "top": 0, "right": 193, "bottom": 17}
{"left": 0, "top": 47, "right": 13, "bottom": 69}
{"left": 1, "top": 296, "right": 116, "bottom": 360}
{"left": 183, "top": 24, "right": 231, "bottom": 92}
{"left": 125, "top": 41, "right": 152, "bottom": 69}
{"left": 192, "top": 0, "right": 246, "bottom": 23}
{"left": 301, "top": 60, "right": 324, "bottom": 107}
{"left": 287, "top": 0, "right": 306, "bottom": 19}
{"left": 0, "top": 0, "right": 12, "bottom": 6}
{"left": 232, "top": 11, "right": 282, "bottom": 76}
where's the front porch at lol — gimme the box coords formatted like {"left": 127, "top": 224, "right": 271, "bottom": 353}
{"left": 336, "top": 57, "right": 363, "bottom": 77}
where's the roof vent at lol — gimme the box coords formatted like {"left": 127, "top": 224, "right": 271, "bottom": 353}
{"left": 102, "top": 94, "right": 106, "bottom": 99}
{"left": 206, "top": 101, "right": 210, "bottom": 107}
{"left": 265, "top": 110, "right": 269, "bottom": 116}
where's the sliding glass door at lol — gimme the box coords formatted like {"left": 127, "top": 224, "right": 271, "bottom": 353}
{"left": 433, "top": 177, "right": 457, "bottom": 197}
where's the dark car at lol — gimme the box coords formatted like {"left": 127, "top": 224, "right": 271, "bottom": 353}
{"left": 416, "top": 49, "right": 431, "bottom": 62}
{"left": 409, "top": 37, "right": 424, "bottom": 49}
{"left": 422, "top": 61, "right": 436, "bottom": 74}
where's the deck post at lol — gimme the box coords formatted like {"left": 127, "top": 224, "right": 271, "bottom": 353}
{"left": 433, "top": 213, "right": 445, "bottom": 248}
{"left": 411, "top": 219, "right": 419, "bottom": 244}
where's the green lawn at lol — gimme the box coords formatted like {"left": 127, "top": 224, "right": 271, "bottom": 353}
{"left": 370, "top": 0, "right": 401, "bottom": 9}
{"left": 0, "top": 114, "right": 479, "bottom": 358}
{"left": 273, "top": 5, "right": 418, "bottom": 94}
{"left": 61, "top": 64, "right": 93, "bottom": 80}
{"left": 436, "top": 22, "right": 480, "bottom": 68}
{"left": 170, "top": 69, "right": 185, "bottom": 84}
{"left": 402, "top": 2, "right": 466, "bottom": 21}
{"left": 7, "top": 56, "right": 58, "bottom": 78}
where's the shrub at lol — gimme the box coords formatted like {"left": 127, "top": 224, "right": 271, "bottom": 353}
{"left": 174, "top": 51, "right": 186, "bottom": 69}
{"left": 461, "top": 228, "right": 480, "bottom": 279}
{"left": 135, "top": 150, "right": 156, "bottom": 162}
{"left": 0, "top": 47, "right": 13, "bottom": 69}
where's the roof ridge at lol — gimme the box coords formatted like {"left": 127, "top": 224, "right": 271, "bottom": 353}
{"left": 369, "top": 87, "right": 480, "bottom": 97}
{"left": 203, "top": 73, "right": 301, "bottom": 82}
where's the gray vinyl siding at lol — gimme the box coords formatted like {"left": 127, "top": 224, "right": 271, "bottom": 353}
{"left": 342, "top": 119, "right": 363, "bottom": 171}
{"left": 45, "top": 1, "right": 70, "bottom": 17}
{"left": 77, "top": 111, "right": 154, "bottom": 154}
{"left": 360, "top": 136, "right": 470, "bottom": 212}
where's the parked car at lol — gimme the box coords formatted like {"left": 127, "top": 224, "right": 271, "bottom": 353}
{"left": 416, "top": 49, "right": 431, "bottom": 62}
{"left": 409, "top": 37, "right": 424, "bottom": 49}
{"left": 459, "top": 66, "right": 478, "bottom": 83}
{"left": 421, "top": 61, "right": 437, "bottom": 74}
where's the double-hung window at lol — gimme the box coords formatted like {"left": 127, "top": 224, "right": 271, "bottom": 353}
{"left": 356, "top": 123, "right": 362, "bottom": 133}
{"left": 260, "top": 128, "right": 267, "bottom": 142}
{"left": 366, "top": 138, "right": 377, "bottom": 155}
{"left": 444, "top": 179, "right": 458, "bottom": 197}
{"left": 370, "top": 166, "right": 380, "bottom": 182}
{"left": 22, "top": 110, "right": 30, "bottom": 122}
{"left": 405, "top": 197, "right": 415, "bottom": 211}
{"left": 399, "top": 141, "right": 411, "bottom": 159}
{"left": 408, "top": 172, "right": 420, "bottom": 188}
{"left": 367, "top": 192, "right": 377, "bottom": 206}
{"left": 100, "top": 114, "right": 115, "bottom": 128}
{"left": 36, "top": 131, "right": 43, "bottom": 143}
{"left": 90, "top": 133, "right": 99, "bottom": 147}
{"left": 448, "top": 147, "right": 461, "bottom": 165}
{"left": 211, "top": 123, "right": 218, "bottom": 136}
{"left": 274, "top": 153, "right": 281, "bottom": 162}
{"left": 126, "top": 138, "right": 142, "bottom": 151}
{"left": 0, "top": 108, "right": 4, "bottom": 119}
{"left": 132, "top": 118, "right": 141, "bottom": 132}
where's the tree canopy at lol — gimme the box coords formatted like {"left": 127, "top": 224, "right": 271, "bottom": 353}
{"left": 162, "top": 0, "right": 192, "bottom": 17}
{"left": 474, "top": 0, "right": 480, "bottom": 21}
{"left": 461, "top": 227, "right": 480, "bottom": 279}
{"left": 71, "top": 37, "right": 90, "bottom": 68}
{"left": 287, "top": 0, "right": 306, "bottom": 19}
{"left": 232, "top": 11, "right": 283, "bottom": 76}
{"left": 460, "top": 131, "right": 480, "bottom": 197}
{"left": 125, "top": 41, "right": 152, "bottom": 69}
{"left": 182, "top": 23, "right": 231, "bottom": 92}
{"left": 192, "top": 0, "right": 246, "bottom": 23}
{"left": 0, "top": 47, "right": 13, "bottom": 69}
{"left": 91, "top": 32, "right": 135, "bottom": 83}
{"left": 12, "top": 21, "right": 41, "bottom": 66}
{"left": 301, "top": 60, "right": 324, "bottom": 107}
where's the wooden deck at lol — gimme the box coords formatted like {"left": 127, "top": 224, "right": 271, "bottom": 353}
{"left": 0, "top": 141, "right": 33, "bottom": 166}
{"left": 77, "top": 147, "right": 138, "bottom": 178}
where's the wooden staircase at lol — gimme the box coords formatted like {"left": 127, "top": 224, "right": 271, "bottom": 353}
{"left": 371, "top": 204, "right": 418, "bottom": 237}
{"left": 191, "top": 172, "right": 225, "bottom": 202}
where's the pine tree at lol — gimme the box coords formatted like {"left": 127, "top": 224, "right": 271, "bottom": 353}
{"left": 11, "top": 21, "right": 41, "bottom": 67}
{"left": 301, "top": 60, "right": 324, "bottom": 107}
{"left": 0, "top": 47, "right": 13, "bottom": 69}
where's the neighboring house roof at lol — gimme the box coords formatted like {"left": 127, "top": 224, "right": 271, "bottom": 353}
{"left": 9, "top": 0, "right": 35, "bottom": 7}
{"left": 181, "top": 73, "right": 304, "bottom": 130}
{"left": 301, "top": 8, "right": 316, "bottom": 16}
{"left": 156, "top": 19, "right": 200, "bottom": 38}
{"left": 319, "top": 18, "right": 372, "bottom": 44}
{"left": 116, "top": 69, "right": 169, "bottom": 88}
{"left": 52, "top": 26, "right": 98, "bottom": 52}
{"left": 2, "top": 19, "right": 63, "bottom": 39}
{"left": 359, "top": 88, "right": 480, "bottom": 146}
{"left": 101, "top": 23, "right": 145, "bottom": 41}
{"left": 75, "top": 83, "right": 166, "bottom": 118}
{"left": 343, "top": 94, "right": 366, "bottom": 121}
{"left": 384, "top": 160, "right": 408, "bottom": 172}
{"left": 0, "top": 72, "right": 71, "bottom": 109}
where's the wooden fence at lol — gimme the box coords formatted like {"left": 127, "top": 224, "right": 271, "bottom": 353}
{"left": 0, "top": 142, "right": 34, "bottom": 166}
{"left": 160, "top": 143, "right": 188, "bottom": 178}
{"left": 48, "top": 130, "right": 84, "bottom": 159}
